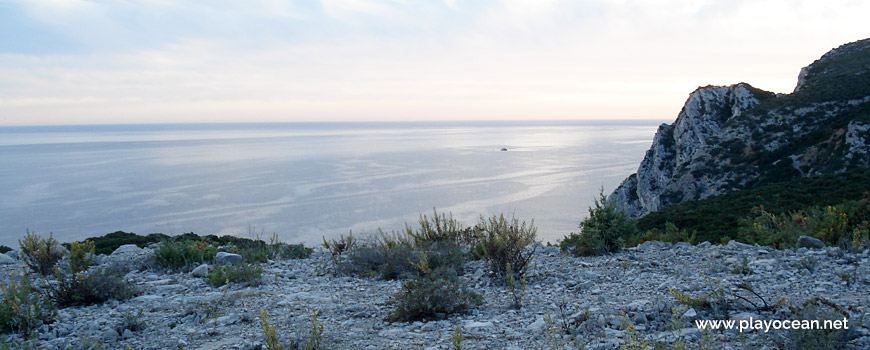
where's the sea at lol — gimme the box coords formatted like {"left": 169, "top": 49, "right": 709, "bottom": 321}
{"left": 0, "top": 121, "right": 662, "bottom": 247}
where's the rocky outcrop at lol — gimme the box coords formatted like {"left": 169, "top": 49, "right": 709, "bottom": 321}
{"left": 611, "top": 38, "right": 870, "bottom": 218}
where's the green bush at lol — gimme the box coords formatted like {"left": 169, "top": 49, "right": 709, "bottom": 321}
{"left": 630, "top": 222, "right": 696, "bottom": 246}
{"left": 48, "top": 267, "right": 139, "bottom": 307}
{"left": 0, "top": 246, "right": 11, "bottom": 255}
{"left": 0, "top": 339, "right": 40, "bottom": 350}
{"left": 345, "top": 244, "right": 417, "bottom": 279}
{"left": 387, "top": 267, "right": 482, "bottom": 322}
{"left": 153, "top": 239, "right": 217, "bottom": 270}
{"left": 277, "top": 243, "right": 311, "bottom": 259}
{"left": 84, "top": 231, "right": 170, "bottom": 255}
{"left": 561, "top": 190, "right": 636, "bottom": 256}
{"left": 205, "top": 263, "right": 263, "bottom": 287}
{"left": 635, "top": 167, "right": 870, "bottom": 245}
{"left": 260, "top": 310, "right": 285, "bottom": 350}
{"left": 68, "top": 240, "right": 95, "bottom": 275}
{"left": 18, "top": 230, "right": 65, "bottom": 276}
{"left": 402, "top": 209, "right": 478, "bottom": 249}
{"left": 343, "top": 241, "right": 467, "bottom": 280}
{"left": 737, "top": 202, "right": 861, "bottom": 249}
{"left": 0, "top": 274, "right": 56, "bottom": 334}
{"left": 334, "top": 211, "right": 473, "bottom": 280}
{"left": 476, "top": 214, "right": 537, "bottom": 278}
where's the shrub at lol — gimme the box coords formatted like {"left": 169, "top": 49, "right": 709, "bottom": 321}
{"left": 276, "top": 243, "right": 310, "bottom": 259}
{"left": 322, "top": 232, "right": 357, "bottom": 273}
{"left": 0, "top": 274, "right": 56, "bottom": 334}
{"left": 0, "top": 246, "right": 11, "bottom": 255}
{"left": 68, "top": 240, "right": 95, "bottom": 275}
{"left": 636, "top": 169, "right": 870, "bottom": 247}
{"left": 18, "top": 230, "right": 65, "bottom": 276}
{"left": 153, "top": 239, "right": 217, "bottom": 270}
{"left": 205, "top": 263, "right": 263, "bottom": 287}
{"left": 403, "top": 209, "right": 477, "bottom": 249}
{"left": 737, "top": 203, "right": 859, "bottom": 249}
{"left": 260, "top": 310, "right": 284, "bottom": 350}
{"left": 793, "top": 256, "right": 820, "bottom": 273}
{"left": 49, "top": 267, "right": 139, "bottom": 307}
{"left": 773, "top": 298, "right": 857, "bottom": 350}
{"left": 476, "top": 214, "right": 537, "bottom": 278}
{"left": 0, "top": 339, "right": 40, "bottom": 350}
{"left": 561, "top": 190, "right": 636, "bottom": 256}
{"left": 630, "top": 222, "right": 696, "bottom": 246}
{"left": 670, "top": 279, "right": 729, "bottom": 317}
{"left": 505, "top": 262, "right": 526, "bottom": 309}
{"left": 344, "top": 243, "right": 417, "bottom": 279}
{"left": 116, "top": 310, "right": 145, "bottom": 334}
{"left": 335, "top": 209, "right": 479, "bottom": 279}
{"left": 84, "top": 231, "right": 170, "bottom": 255}
{"left": 387, "top": 267, "right": 482, "bottom": 322}
{"left": 618, "top": 312, "right": 650, "bottom": 350}
{"left": 302, "top": 311, "right": 324, "bottom": 350}
{"left": 730, "top": 255, "right": 754, "bottom": 275}
{"left": 341, "top": 240, "right": 466, "bottom": 280}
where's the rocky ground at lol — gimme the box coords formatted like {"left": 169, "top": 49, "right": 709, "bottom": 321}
{"left": 2, "top": 239, "right": 869, "bottom": 350}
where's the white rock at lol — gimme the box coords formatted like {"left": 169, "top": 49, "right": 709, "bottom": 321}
{"left": 682, "top": 308, "right": 697, "bottom": 319}
{"left": 0, "top": 254, "right": 15, "bottom": 264}
{"left": 465, "top": 320, "right": 494, "bottom": 329}
{"left": 4, "top": 250, "right": 18, "bottom": 259}
{"left": 111, "top": 244, "right": 143, "bottom": 255}
{"left": 215, "top": 252, "right": 243, "bottom": 264}
{"left": 191, "top": 264, "right": 209, "bottom": 277}
{"left": 525, "top": 317, "right": 545, "bottom": 332}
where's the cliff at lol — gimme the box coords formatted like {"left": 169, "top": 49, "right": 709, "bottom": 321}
{"left": 611, "top": 38, "right": 870, "bottom": 218}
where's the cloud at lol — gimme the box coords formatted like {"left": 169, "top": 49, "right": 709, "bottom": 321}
{"left": 2, "top": 0, "right": 870, "bottom": 125}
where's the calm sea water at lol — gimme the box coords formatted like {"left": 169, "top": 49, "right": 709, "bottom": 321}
{"left": 0, "top": 121, "right": 660, "bottom": 247}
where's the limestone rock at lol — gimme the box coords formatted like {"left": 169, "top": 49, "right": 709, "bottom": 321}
{"left": 0, "top": 254, "right": 15, "bottom": 265}
{"left": 797, "top": 235, "right": 825, "bottom": 249}
{"left": 112, "top": 244, "right": 143, "bottom": 255}
{"left": 191, "top": 264, "right": 209, "bottom": 277}
{"left": 215, "top": 252, "right": 243, "bottom": 265}
{"left": 4, "top": 250, "right": 18, "bottom": 260}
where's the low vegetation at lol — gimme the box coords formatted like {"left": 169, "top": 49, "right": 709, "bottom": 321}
{"left": 18, "top": 230, "right": 65, "bottom": 276}
{"left": 205, "top": 263, "right": 263, "bottom": 287}
{"left": 561, "top": 190, "right": 637, "bottom": 256}
{"left": 387, "top": 267, "right": 482, "bottom": 322}
{"left": 153, "top": 238, "right": 218, "bottom": 271}
{"left": 49, "top": 266, "right": 139, "bottom": 307}
{"left": 0, "top": 229, "right": 311, "bottom": 343}
{"left": 328, "top": 210, "right": 467, "bottom": 279}
{"left": 634, "top": 167, "right": 870, "bottom": 247}
{"left": 260, "top": 310, "right": 283, "bottom": 350}
{"left": 0, "top": 274, "right": 56, "bottom": 335}
{"left": 772, "top": 297, "right": 858, "bottom": 350}
{"left": 476, "top": 214, "right": 537, "bottom": 278}
{"left": 50, "top": 237, "right": 139, "bottom": 307}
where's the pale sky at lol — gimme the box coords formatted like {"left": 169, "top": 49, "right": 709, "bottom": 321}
{"left": 1, "top": 0, "right": 869, "bottom": 125}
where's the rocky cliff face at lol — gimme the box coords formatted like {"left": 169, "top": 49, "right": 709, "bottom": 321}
{"left": 611, "top": 38, "right": 870, "bottom": 218}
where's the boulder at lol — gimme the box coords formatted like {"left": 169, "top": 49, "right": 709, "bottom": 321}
{"left": 797, "top": 236, "right": 825, "bottom": 249}
{"left": 111, "top": 244, "right": 143, "bottom": 255}
{"left": 0, "top": 254, "right": 15, "bottom": 265}
{"left": 191, "top": 264, "right": 209, "bottom": 277}
{"left": 215, "top": 252, "right": 243, "bottom": 265}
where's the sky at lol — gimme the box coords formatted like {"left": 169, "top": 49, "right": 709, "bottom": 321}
{"left": 1, "top": 0, "right": 869, "bottom": 126}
